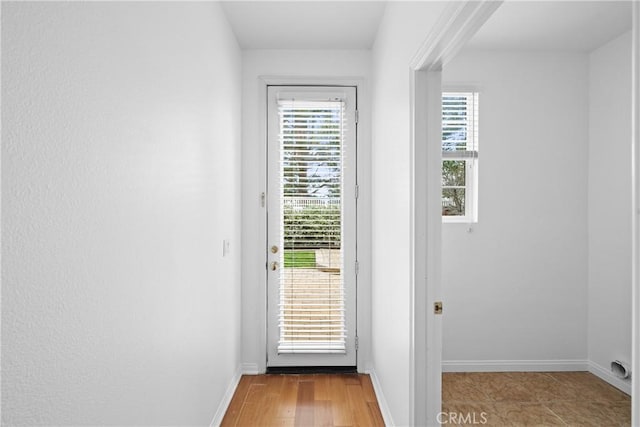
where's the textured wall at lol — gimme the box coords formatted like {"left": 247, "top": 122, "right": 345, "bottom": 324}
{"left": 2, "top": 2, "right": 242, "bottom": 424}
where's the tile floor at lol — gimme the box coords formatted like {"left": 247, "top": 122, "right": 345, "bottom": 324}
{"left": 442, "top": 372, "right": 631, "bottom": 426}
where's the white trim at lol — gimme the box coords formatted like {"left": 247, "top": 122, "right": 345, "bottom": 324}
{"left": 632, "top": 2, "right": 640, "bottom": 424}
{"left": 256, "top": 76, "right": 269, "bottom": 374}
{"left": 266, "top": 85, "right": 357, "bottom": 367}
{"left": 410, "top": 0, "right": 503, "bottom": 71}
{"left": 410, "top": 69, "right": 443, "bottom": 427}
{"left": 410, "top": 1, "right": 502, "bottom": 425}
{"left": 442, "top": 359, "right": 589, "bottom": 373}
{"left": 367, "top": 369, "right": 395, "bottom": 427}
{"left": 588, "top": 361, "right": 632, "bottom": 396}
{"left": 256, "top": 75, "right": 372, "bottom": 373}
{"left": 209, "top": 366, "right": 243, "bottom": 427}
{"left": 241, "top": 363, "right": 261, "bottom": 375}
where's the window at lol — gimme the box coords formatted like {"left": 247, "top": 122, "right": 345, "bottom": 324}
{"left": 442, "top": 91, "right": 479, "bottom": 222}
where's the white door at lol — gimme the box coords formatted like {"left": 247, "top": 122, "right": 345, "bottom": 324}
{"left": 267, "top": 86, "right": 357, "bottom": 367}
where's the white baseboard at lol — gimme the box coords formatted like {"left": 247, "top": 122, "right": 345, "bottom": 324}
{"left": 588, "top": 361, "right": 632, "bottom": 395}
{"left": 442, "top": 359, "right": 589, "bottom": 372}
{"left": 241, "top": 362, "right": 261, "bottom": 375}
{"left": 210, "top": 366, "right": 243, "bottom": 427}
{"left": 367, "top": 368, "right": 395, "bottom": 427}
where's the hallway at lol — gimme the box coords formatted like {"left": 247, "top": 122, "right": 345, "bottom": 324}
{"left": 221, "top": 374, "right": 384, "bottom": 426}
{"left": 3, "top": 1, "right": 639, "bottom": 425}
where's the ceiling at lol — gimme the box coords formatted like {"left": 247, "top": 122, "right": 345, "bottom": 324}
{"left": 221, "top": 1, "right": 387, "bottom": 49}
{"left": 221, "top": 1, "right": 633, "bottom": 52}
{"left": 466, "top": 1, "right": 633, "bottom": 52}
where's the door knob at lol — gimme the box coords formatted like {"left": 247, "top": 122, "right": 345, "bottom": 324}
{"left": 271, "top": 245, "right": 279, "bottom": 254}
{"left": 270, "top": 261, "right": 279, "bottom": 271}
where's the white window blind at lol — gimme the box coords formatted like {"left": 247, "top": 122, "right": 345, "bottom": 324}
{"left": 277, "top": 99, "right": 347, "bottom": 354}
{"left": 442, "top": 92, "right": 479, "bottom": 221}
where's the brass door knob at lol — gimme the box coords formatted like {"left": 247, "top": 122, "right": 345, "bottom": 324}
{"left": 270, "top": 261, "right": 279, "bottom": 271}
{"left": 271, "top": 245, "right": 279, "bottom": 254}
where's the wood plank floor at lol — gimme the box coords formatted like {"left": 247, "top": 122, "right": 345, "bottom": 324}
{"left": 220, "top": 374, "right": 385, "bottom": 427}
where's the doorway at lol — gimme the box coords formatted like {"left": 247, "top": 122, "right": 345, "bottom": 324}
{"left": 409, "top": 1, "right": 639, "bottom": 425}
{"left": 266, "top": 85, "right": 358, "bottom": 367}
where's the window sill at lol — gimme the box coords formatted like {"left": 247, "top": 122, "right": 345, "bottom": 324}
{"left": 442, "top": 217, "right": 477, "bottom": 224}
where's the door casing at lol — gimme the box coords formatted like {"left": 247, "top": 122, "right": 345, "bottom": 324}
{"left": 253, "top": 76, "right": 372, "bottom": 374}
{"left": 408, "top": 2, "right": 503, "bottom": 425}
{"left": 266, "top": 85, "right": 358, "bottom": 367}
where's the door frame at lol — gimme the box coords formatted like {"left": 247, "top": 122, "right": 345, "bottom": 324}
{"left": 256, "top": 76, "right": 371, "bottom": 373}
{"left": 265, "top": 85, "right": 358, "bottom": 367}
{"left": 408, "top": 1, "right": 502, "bottom": 425}
{"left": 632, "top": 1, "right": 639, "bottom": 423}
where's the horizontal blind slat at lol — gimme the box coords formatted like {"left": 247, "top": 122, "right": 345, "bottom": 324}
{"left": 277, "top": 98, "right": 347, "bottom": 355}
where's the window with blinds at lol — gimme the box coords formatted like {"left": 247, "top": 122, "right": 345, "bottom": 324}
{"left": 442, "top": 92, "right": 479, "bottom": 222}
{"left": 277, "top": 99, "right": 346, "bottom": 354}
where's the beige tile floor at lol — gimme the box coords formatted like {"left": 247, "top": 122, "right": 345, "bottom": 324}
{"left": 442, "top": 372, "right": 631, "bottom": 426}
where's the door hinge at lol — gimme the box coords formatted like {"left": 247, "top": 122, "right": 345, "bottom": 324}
{"left": 355, "top": 260, "right": 359, "bottom": 276}
{"left": 355, "top": 184, "right": 359, "bottom": 200}
{"left": 355, "top": 110, "right": 359, "bottom": 124}
{"left": 260, "top": 192, "right": 265, "bottom": 208}
{"left": 355, "top": 336, "right": 359, "bottom": 351}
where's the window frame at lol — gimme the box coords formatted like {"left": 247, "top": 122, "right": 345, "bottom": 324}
{"left": 441, "top": 90, "right": 479, "bottom": 223}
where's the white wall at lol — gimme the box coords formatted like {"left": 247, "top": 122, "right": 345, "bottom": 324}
{"left": 588, "top": 31, "right": 633, "bottom": 389}
{"left": 441, "top": 51, "right": 590, "bottom": 366}
{"left": 370, "top": 2, "right": 447, "bottom": 425}
{"left": 2, "top": 3, "right": 242, "bottom": 424}
{"left": 240, "top": 49, "right": 372, "bottom": 372}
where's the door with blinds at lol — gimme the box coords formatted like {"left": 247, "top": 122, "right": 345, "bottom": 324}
{"left": 267, "top": 86, "right": 357, "bottom": 367}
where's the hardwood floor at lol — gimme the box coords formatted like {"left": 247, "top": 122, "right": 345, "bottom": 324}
{"left": 220, "top": 374, "right": 385, "bottom": 427}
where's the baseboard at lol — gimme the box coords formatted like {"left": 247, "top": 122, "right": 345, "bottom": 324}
{"left": 267, "top": 366, "right": 356, "bottom": 374}
{"left": 241, "top": 362, "right": 261, "bottom": 375}
{"left": 442, "top": 359, "right": 589, "bottom": 372}
{"left": 367, "top": 368, "right": 395, "bottom": 427}
{"left": 210, "top": 366, "right": 243, "bottom": 427}
{"left": 588, "top": 361, "right": 632, "bottom": 395}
